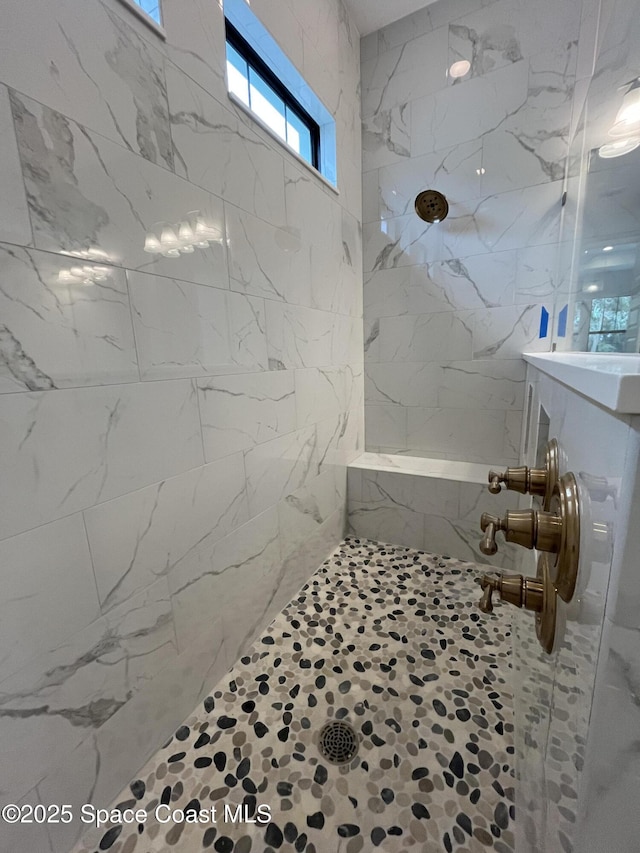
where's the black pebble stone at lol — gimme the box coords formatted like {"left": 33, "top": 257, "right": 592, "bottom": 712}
{"left": 307, "top": 812, "right": 325, "bottom": 829}
{"left": 195, "top": 757, "right": 213, "bottom": 769}
{"left": 457, "top": 813, "right": 473, "bottom": 836}
{"left": 265, "top": 823, "right": 284, "bottom": 848}
{"left": 168, "top": 752, "right": 186, "bottom": 763}
{"left": 203, "top": 827, "right": 217, "bottom": 847}
{"left": 242, "top": 701, "right": 255, "bottom": 713}
{"left": 161, "top": 786, "right": 171, "bottom": 805}
{"left": 450, "top": 752, "right": 464, "bottom": 779}
{"left": 254, "top": 722, "right": 269, "bottom": 738}
{"left": 214, "top": 837, "right": 234, "bottom": 852}
{"left": 284, "top": 822, "right": 298, "bottom": 842}
{"left": 277, "top": 782, "right": 293, "bottom": 797}
{"left": 495, "top": 802, "right": 509, "bottom": 829}
{"left": 218, "top": 716, "right": 237, "bottom": 730}
{"left": 412, "top": 768, "right": 428, "bottom": 780}
{"left": 259, "top": 682, "right": 269, "bottom": 695}
{"left": 371, "top": 827, "right": 387, "bottom": 846}
{"left": 412, "top": 803, "right": 430, "bottom": 820}
{"left": 99, "top": 826, "right": 123, "bottom": 850}
{"left": 175, "top": 726, "right": 190, "bottom": 741}
{"left": 130, "top": 780, "right": 145, "bottom": 800}
{"left": 184, "top": 799, "right": 201, "bottom": 816}
{"left": 277, "top": 727, "right": 290, "bottom": 742}
{"left": 237, "top": 758, "right": 251, "bottom": 779}
{"left": 314, "top": 766, "right": 328, "bottom": 784}
{"left": 433, "top": 700, "right": 447, "bottom": 716}
{"left": 194, "top": 733, "right": 210, "bottom": 749}
{"left": 295, "top": 833, "right": 308, "bottom": 852}
{"left": 361, "top": 721, "right": 373, "bottom": 736}
{"left": 214, "top": 752, "right": 227, "bottom": 772}
{"left": 381, "top": 788, "right": 394, "bottom": 804}
{"left": 204, "top": 696, "right": 215, "bottom": 712}
{"left": 337, "top": 824, "right": 360, "bottom": 837}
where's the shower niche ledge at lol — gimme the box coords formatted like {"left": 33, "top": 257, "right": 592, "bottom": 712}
{"left": 523, "top": 352, "right": 640, "bottom": 414}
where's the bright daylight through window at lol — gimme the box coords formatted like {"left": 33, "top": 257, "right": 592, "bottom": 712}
{"left": 129, "top": 0, "right": 161, "bottom": 24}
{"left": 225, "top": 21, "right": 319, "bottom": 170}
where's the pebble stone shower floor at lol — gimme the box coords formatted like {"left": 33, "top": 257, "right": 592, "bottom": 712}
{"left": 73, "top": 538, "right": 515, "bottom": 853}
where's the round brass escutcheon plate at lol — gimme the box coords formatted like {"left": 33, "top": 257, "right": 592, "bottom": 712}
{"left": 415, "top": 189, "right": 449, "bottom": 222}
{"left": 548, "top": 471, "right": 580, "bottom": 603}
{"left": 535, "top": 552, "right": 557, "bottom": 654}
{"left": 542, "top": 438, "right": 560, "bottom": 511}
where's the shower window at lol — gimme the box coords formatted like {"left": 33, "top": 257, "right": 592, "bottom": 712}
{"left": 225, "top": 21, "right": 320, "bottom": 170}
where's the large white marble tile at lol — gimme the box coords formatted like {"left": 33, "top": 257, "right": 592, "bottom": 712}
{"left": 0, "top": 0, "right": 173, "bottom": 168}
{"left": 0, "top": 577, "right": 177, "bottom": 804}
{"left": 411, "top": 60, "right": 529, "bottom": 157}
{"left": 295, "top": 367, "right": 345, "bottom": 427}
{"left": 84, "top": 455, "right": 248, "bottom": 613}
{"left": 407, "top": 406, "right": 510, "bottom": 461}
{"left": 0, "top": 85, "right": 31, "bottom": 246}
{"left": 0, "top": 515, "right": 100, "bottom": 685}
{"left": 361, "top": 29, "right": 449, "bottom": 120}
{"left": 362, "top": 104, "right": 412, "bottom": 172}
{"left": 226, "top": 201, "right": 310, "bottom": 306}
{"left": 196, "top": 371, "right": 297, "bottom": 462}
{"left": 481, "top": 47, "right": 577, "bottom": 195}
{"left": 244, "top": 425, "right": 319, "bottom": 518}
{"left": 278, "top": 468, "right": 341, "bottom": 556}
{"left": 376, "top": 312, "right": 474, "bottom": 363}
{"left": 515, "top": 243, "right": 559, "bottom": 304}
{"left": 364, "top": 404, "right": 407, "bottom": 451}
{"left": 470, "top": 304, "right": 546, "bottom": 358}
{"left": 0, "top": 243, "right": 138, "bottom": 393}
{"left": 364, "top": 252, "right": 517, "bottom": 320}
{"left": 377, "top": 141, "right": 483, "bottom": 220}
{"left": 447, "top": 0, "right": 581, "bottom": 78}
{"left": 437, "top": 181, "right": 565, "bottom": 259}
{"left": 165, "top": 63, "right": 286, "bottom": 223}
{"left": 10, "top": 90, "right": 226, "bottom": 288}
{"left": 347, "top": 502, "right": 425, "bottom": 550}
{"left": 128, "top": 272, "right": 267, "bottom": 379}
{"left": 265, "top": 302, "right": 352, "bottom": 369}
{"left": 1, "top": 789, "right": 53, "bottom": 853}
{"left": 438, "top": 359, "right": 526, "bottom": 409}
{"left": 161, "top": 0, "right": 227, "bottom": 102}
{"left": 363, "top": 213, "right": 442, "bottom": 273}
{"left": 0, "top": 379, "right": 203, "bottom": 540}
{"left": 168, "top": 506, "right": 282, "bottom": 657}
{"left": 365, "top": 362, "right": 442, "bottom": 407}
{"left": 358, "top": 468, "right": 460, "bottom": 518}
{"left": 423, "top": 513, "right": 519, "bottom": 567}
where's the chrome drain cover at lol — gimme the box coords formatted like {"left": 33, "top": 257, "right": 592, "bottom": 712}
{"left": 317, "top": 720, "right": 359, "bottom": 765}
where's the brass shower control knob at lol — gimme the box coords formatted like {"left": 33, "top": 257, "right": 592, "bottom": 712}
{"left": 488, "top": 438, "right": 559, "bottom": 510}
{"left": 477, "top": 556, "right": 557, "bottom": 654}
{"left": 477, "top": 573, "right": 544, "bottom": 614}
{"left": 479, "top": 509, "right": 562, "bottom": 555}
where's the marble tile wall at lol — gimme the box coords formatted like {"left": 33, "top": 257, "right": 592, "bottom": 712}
{"left": 0, "top": 0, "right": 362, "bottom": 850}
{"left": 360, "top": 0, "right": 593, "bottom": 464}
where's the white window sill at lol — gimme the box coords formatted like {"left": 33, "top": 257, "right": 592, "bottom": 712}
{"left": 228, "top": 92, "right": 339, "bottom": 196}
{"left": 115, "top": 0, "right": 166, "bottom": 39}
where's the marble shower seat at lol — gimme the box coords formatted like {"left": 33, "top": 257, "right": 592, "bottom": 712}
{"left": 347, "top": 452, "right": 519, "bottom": 569}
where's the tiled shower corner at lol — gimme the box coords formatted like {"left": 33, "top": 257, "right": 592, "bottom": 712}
{"left": 72, "top": 538, "right": 515, "bottom": 853}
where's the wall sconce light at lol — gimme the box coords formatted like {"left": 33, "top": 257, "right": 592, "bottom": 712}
{"left": 599, "top": 78, "right": 640, "bottom": 159}
{"left": 144, "top": 211, "right": 223, "bottom": 257}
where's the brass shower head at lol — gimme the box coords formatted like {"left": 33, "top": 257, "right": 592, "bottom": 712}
{"left": 414, "top": 189, "right": 449, "bottom": 222}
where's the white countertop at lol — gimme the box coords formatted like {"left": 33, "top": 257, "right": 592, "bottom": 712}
{"left": 523, "top": 352, "right": 640, "bottom": 414}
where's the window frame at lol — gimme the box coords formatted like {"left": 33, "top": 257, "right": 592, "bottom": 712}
{"left": 225, "top": 19, "right": 321, "bottom": 172}
{"left": 115, "top": 0, "right": 166, "bottom": 37}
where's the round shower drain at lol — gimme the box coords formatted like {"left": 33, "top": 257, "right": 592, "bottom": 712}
{"left": 317, "top": 720, "right": 359, "bottom": 765}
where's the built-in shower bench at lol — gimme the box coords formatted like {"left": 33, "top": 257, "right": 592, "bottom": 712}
{"left": 346, "top": 452, "right": 518, "bottom": 569}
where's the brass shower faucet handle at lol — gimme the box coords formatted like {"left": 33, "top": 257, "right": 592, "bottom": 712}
{"left": 488, "top": 438, "right": 559, "bottom": 510}
{"left": 479, "top": 509, "right": 562, "bottom": 554}
{"left": 477, "top": 557, "right": 557, "bottom": 653}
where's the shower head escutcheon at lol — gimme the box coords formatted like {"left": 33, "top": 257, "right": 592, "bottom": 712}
{"left": 414, "top": 189, "right": 449, "bottom": 222}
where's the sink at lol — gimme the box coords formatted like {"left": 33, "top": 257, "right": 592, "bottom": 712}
{"left": 523, "top": 352, "right": 640, "bottom": 414}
